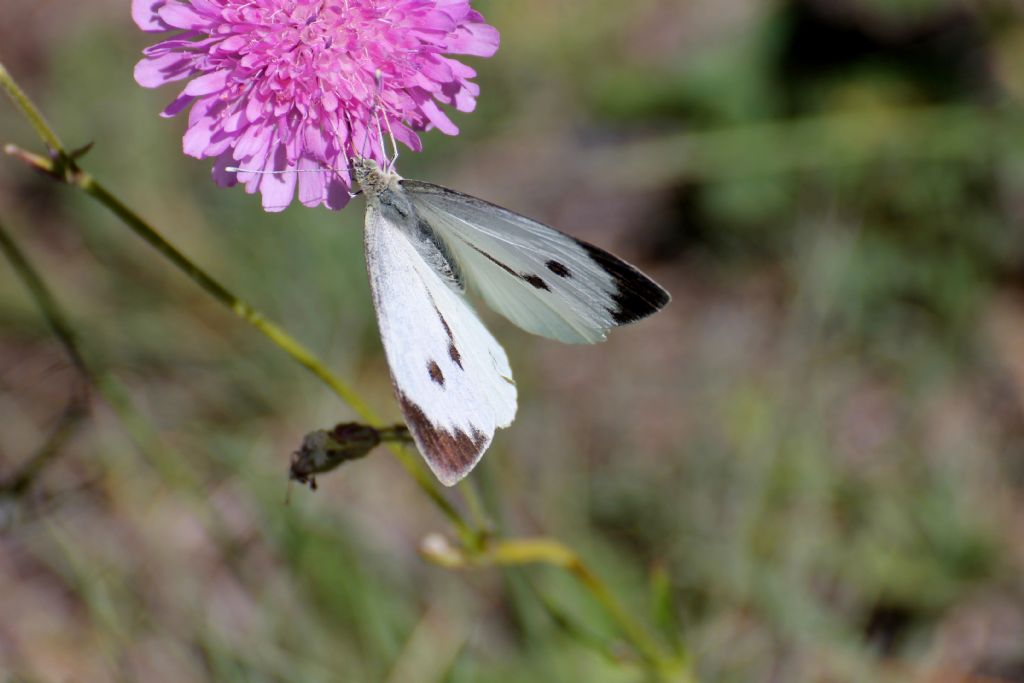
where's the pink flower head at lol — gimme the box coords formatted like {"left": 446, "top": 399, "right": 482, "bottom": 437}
{"left": 132, "top": 0, "right": 499, "bottom": 211}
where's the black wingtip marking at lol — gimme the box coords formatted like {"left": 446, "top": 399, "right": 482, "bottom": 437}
{"left": 577, "top": 241, "right": 670, "bottom": 324}
{"left": 398, "top": 392, "right": 487, "bottom": 486}
{"left": 428, "top": 360, "right": 445, "bottom": 386}
{"left": 546, "top": 260, "right": 572, "bottom": 278}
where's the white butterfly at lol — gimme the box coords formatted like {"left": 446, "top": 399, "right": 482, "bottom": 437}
{"left": 352, "top": 157, "right": 670, "bottom": 486}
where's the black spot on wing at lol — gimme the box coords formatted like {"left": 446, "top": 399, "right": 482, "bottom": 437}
{"left": 448, "top": 342, "right": 463, "bottom": 369}
{"left": 577, "top": 241, "right": 671, "bottom": 324}
{"left": 428, "top": 360, "right": 445, "bottom": 386}
{"left": 398, "top": 392, "right": 488, "bottom": 486}
{"left": 470, "top": 245, "right": 550, "bottom": 292}
{"left": 429, "top": 301, "right": 463, "bottom": 369}
{"left": 431, "top": 302, "right": 454, "bottom": 341}
{"left": 523, "top": 274, "right": 550, "bottom": 291}
{"left": 402, "top": 178, "right": 667, "bottom": 322}
{"left": 546, "top": 260, "right": 572, "bottom": 278}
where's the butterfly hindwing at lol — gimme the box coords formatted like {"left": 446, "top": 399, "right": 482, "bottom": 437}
{"left": 364, "top": 206, "right": 518, "bottom": 485}
{"left": 402, "top": 180, "right": 671, "bottom": 345}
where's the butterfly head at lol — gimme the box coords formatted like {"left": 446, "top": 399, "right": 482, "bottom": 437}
{"left": 351, "top": 156, "right": 397, "bottom": 199}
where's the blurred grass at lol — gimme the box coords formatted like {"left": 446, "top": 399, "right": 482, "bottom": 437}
{"left": 4, "top": 0, "right": 1024, "bottom": 681}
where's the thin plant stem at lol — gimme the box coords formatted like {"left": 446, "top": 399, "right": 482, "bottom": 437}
{"left": 0, "top": 216, "right": 88, "bottom": 377}
{"left": 82, "top": 175, "right": 470, "bottom": 538}
{"left": 0, "top": 216, "right": 91, "bottom": 495}
{"left": 491, "top": 539, "right": 679, "bottom": 674}
{"left": 457, "top": 478, "right": 491, "bottom": 546}
{"left": 0, "top": 399, "right": 86, "bottom": 496}
{"left": 79, "top": 178, "right": 376, "bottom": 418}
{"left": 0, "top": 61, "right": 63, "bottom": 153}
{"left": 0, "top": 61, "right": 469, "bottom": 540}
{"left": 0, "top": 212, "right": 197, "bottom": 488}
{"left": 422, "top": 533, "right": 691, "bottom": 679}
{"left": 0, "top": 62, "right": 684, "bottom": 675}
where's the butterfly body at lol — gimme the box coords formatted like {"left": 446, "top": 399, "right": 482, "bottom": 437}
{"left": 354, "top": 157, "right": 669, "bottom": 485}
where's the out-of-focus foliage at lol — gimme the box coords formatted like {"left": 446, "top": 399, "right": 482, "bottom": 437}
{"left": 3, "top": 0, "right": 1024, "bottom": 681}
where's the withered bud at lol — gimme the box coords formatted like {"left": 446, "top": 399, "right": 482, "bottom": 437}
{"left": 289, "top": 423, "right": 411, "bottom": 490}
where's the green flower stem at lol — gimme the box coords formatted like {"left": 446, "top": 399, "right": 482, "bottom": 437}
{"left": 14, "top": 147, "right": 469, "bottom": 540}
{"left": 1, "top": 62, "right": 682, "bottom": 675}
{"left": 0, "top": 216, "right": 88, "bottom": 377}
{"left": 0, "top": 62, "right": 63, "bottom": 153}
{"left": 79, "top": 177, "right": 371, "bottom": 415}
{"left": 0, "top": 61, "right": 469, "bottom": 541}
{"left": 0, "top": 399, "right": 85, "bottom": 496}
{"left": 0, "top": 219, "right": 91, "bottom": 495}
{"left": 84, "top": 175, "right": 470, "bottom": 538}
{"left": 422, "top": 534, "right": 690, "bottom": 679}
{"left": 0, "top": 213, "right": 202, "bottom": 488}
{"left": 491, "top": 538, "right": 667, "bottom": 669}
{"left": 457, "top": 478, "right": 491, "bottom": 546}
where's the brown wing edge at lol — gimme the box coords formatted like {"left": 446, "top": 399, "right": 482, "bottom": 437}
{"left": 397, "top": 391, "right": 490, "bottom": 486}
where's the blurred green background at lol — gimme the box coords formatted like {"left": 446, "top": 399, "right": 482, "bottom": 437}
{"left": 4, "top": 0, "right": 1024, "bottom": 681}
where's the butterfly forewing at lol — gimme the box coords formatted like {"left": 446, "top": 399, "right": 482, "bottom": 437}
{"left": 402, "top": 181, "right": 671, "bottom": 345}
{"left": 364, "top": 206, "right": 517, "bottom": 486}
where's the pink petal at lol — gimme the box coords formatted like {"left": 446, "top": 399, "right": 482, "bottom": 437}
{"left": 417, "top": 97, "right": 458, "bottom": 135}
{"left": 297, "top": 157, "right": 327, "bottom": 207}
{"left": 419, "top": 57, "right": 454, "bottom": 86}
{"left": 161, "top": 92, "right": 195, "bottom": 118}
{"left": 221, "top": 105, "right": 248, "bottom": 133}
{"left": 134, "top": 53, "right": 196, "bottom": 88}
{"left": 132, "top": 0, "right": 170, "bottom": 32}
{"left": 183, "top": 119, "right": 215, "bottom": 157}
{"left": 158, "top": 2, "right": 211, "bottom": 30}
{"left": 216, "top": 35, "right": 248, "bottom": 53}
{"left": 245, "top": 96, "right": 266, "bottom": 124}
{"left": 440, "top": 56, "right": 476, "bottom": 80}
{"left": 447, "top": 23, "right": 500, "bottom": 57}
{"left": 212, "top": 152, "right": 239, "bottom": 188}
{"left": 414, "top": 71, "right": 442, "bottom": 94}
{"left": 302, "top": 125, "right": 328, "bottom": 158}
{"left": 392, "top": 123, "right": 423, "bottom": 152}
{"left": 260, "top": 147, "right": 297, "bottom": 212}
{"left": 236, "top": 141, "right": 269, "bottom": 192}
{"left": 453, "top": 86, "right": 477, "bottom": 112}
{"left": 184, "top": 69, "right": 230, "bottom": 96}
{"left": 204, "top": 132, "right": 235, "bottom": 157}
{"left": 190, "top": 0, "right": 223, "bottom": 15}
{"left": 143, "top": 34, "right": 205, "bottom": 57}
{"left": 188, "top": 95, "right": 222, "bottom": 126}
{"left": 324, "top": 175, "right": 352, "bottom": 211}
{"left": 235, "top": 124, "right": 273, "bottom": 159}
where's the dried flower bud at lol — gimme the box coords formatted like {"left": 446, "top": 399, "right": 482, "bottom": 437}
{"left": 289, "top": 422, "right": 411, "bottom": 490}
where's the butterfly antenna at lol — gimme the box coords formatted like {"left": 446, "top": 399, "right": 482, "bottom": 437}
{"left": 225, "top": 165, "right": 351, "bottom": 175}
{"left": 384, "top": 110, "right": 399, "bottom": 170}
{"left": 373, "top": 70, "right": 400, "bottom": 171}
{"left": 343, "top": 109, "right": 362, "bottom": 160}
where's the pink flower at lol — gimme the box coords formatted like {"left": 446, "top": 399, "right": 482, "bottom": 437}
{"left": 132, "top": 0, "right": 499, "bottom": 211}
